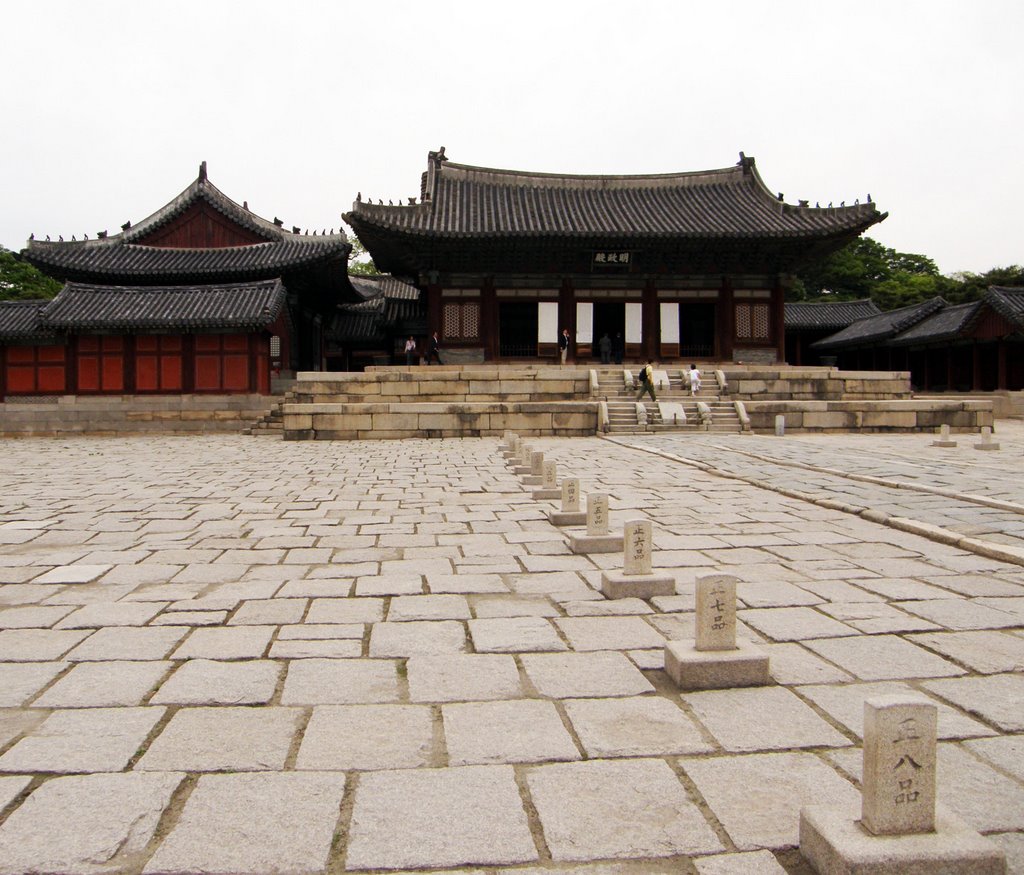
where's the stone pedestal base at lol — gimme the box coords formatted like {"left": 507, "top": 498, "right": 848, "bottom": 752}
{"left": 513, "top": 465, "right": 532, "bottom": 475}
{"left": 931, "top": 440, "right": 958, "bottom": 448}
{"left": 569, "top": 533, "right": 623, "bottom": 554}
{"left": 532, "top": 488, "right": 561, "bottom": 500}
{"left": 501, "top": 450, "right": 518, "bottom": 459}
{"left": 601, "top": 570, "right": 675, "bottom": 599}
{"left": 974, "top": 442, "right": 1000, "bottom": 451}
{"left": 521, "top": 475, "right": 543, "bottom": 485}
{"left": 548, "top": 510, "right": 587, "bottom": 527}
{"left": 664, "top": 639, "right": 770, "bottom": 690}
{"left": 799, "top": 804, "right": 1005, "bottom": 875}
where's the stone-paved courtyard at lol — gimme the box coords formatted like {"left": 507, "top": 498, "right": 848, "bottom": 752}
{"left": 1, "top": 426, "right": 1023, "bottom": 874}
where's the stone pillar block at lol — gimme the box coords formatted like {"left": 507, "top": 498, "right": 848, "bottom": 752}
{"left": 664, "top": 638, "right": 771, "bottom": 690}
{"left": 695, "top": 574, "right": 738, "bottom": 651}
{"left": 931, "top": 424, "right": 957, "bottom": 448}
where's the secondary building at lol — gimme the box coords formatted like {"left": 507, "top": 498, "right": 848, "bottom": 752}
{"left": 3, "top": 163, "right": 350, "bottom": 399}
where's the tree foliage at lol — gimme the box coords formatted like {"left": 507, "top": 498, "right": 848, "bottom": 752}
{"left": 0, "top": 248, "right": 63, "bottom": 301}
{"left": 789, "top": 238, "right": 1023, "bottom": 311}
{"left": 346, "top": 235, "right": 380, "bottom": 276}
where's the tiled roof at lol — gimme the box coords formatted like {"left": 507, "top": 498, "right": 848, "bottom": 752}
{"left": 784, "top": 299, "right": 881, "bottom": 330}
{"left": 329, "top": 275, "right": 426, "bottom": 343}
{"left": 25, "top": 238, "right": 348, "bottom": 281}
{"left": 349, "top": 274, "right": 420, "bottom": 301}
{"left": 985, "top": 286, "right": 1024, "bottom": 328}
{"left": 41, "top": 280, "right": 286, "bottom": 332}
{"left": 887, "top": 301, "right": 982, "bottom": 346}
{"left": 24, "top": 163, "right": 349, "bottom": 281}
{"left": 0, "top": 301, "right": 53, "bottom": 341}
{"left": 812, "top": 297, "right": 946, "bottom": 350}
{"left": 345, "top": 151, "right": 885, "bottom": 240}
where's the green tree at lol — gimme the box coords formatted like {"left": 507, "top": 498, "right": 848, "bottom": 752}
{"left": 0, "top": 248, "right": 62, "bottom": 301}
{"left": 791, "top": 238, "right": 949, "bottom": 309}
{"left": 346, "top": 234, "right": 380, "bottom": 276}
{"left": 945, "top": 265, "right": 1024, "bottom": 303}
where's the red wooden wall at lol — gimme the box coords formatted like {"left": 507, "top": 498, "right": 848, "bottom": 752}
{"left": 1, "top": 333, "right": 271, "bottom": 398}
{"left": 136, "top": 202, "right": 267, "bottom": 249}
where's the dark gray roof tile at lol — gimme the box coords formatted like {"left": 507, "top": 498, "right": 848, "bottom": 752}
{"left": 811, "top": 297, "right": 946, "bottom": 350}
{"left": 785, "top": 299, "right": 881, "bottom": 330}
{"left": 41, "top": 280, "right": 286, "bottom": 332}
{"left": 346, "top": 152, "right": 885, "bottom": 240}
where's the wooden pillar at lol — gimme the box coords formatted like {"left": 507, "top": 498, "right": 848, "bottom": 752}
{"left": 558, "top": 278, "right": 574, "bottom": 359}
{"left": 997, "top": 341, "right": 1007, "bottom": 390}
{"left": 922, "top": 350, "right": 930, "bottom": 390}
{"left": 946, "top": 347, "right": 955, "bottom": 391}
{"left": 481, "top": 278, "right": 497, "bottom": 361}
{"left": 718, "top": 277, "right": 734, "bottom": 362}
{"left": 642, "top": 280, "right": 657, "bottom": 360}
{"left": 772, "top": 277, "right": 785, "bottom": 364}
{"left": 972, "top": 342, "right": 982, "bottom": 390}
{"left": 426, "top": 283, "right": 442, "bottom": 338}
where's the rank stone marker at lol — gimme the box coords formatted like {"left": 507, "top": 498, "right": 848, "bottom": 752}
{"left": 513, "top": 444, "right": 533, "bottom": 475}
{"left": 599, "top": 520, "right": 675, "bottom": 599}
{"left": 569, "top": 495, "right": 623, "bottom": 554}
{"left": 532, "top": 460, "right": 561, "bottom": 500}
{"left": 974, "top": 426, "right": 1000, "bottom": 452}
{"left": 548, "top": 477, "right": 586, "bottom": 526}
{"left": 522, "top": 451, "right": 545, "bottom": 485}
{"left": 931, "top": 423, "right": 957, "bottom": 448}
{"left": 775, "top": 414, "right": 785, "bottom": 437}
{"left": 800, "top": 694, "right": 1006, "bottom": 874}
{"left": 501, "top": 432, "right": 518, "bottom": 458}
{"left": 664, "top": 574, "right": 769, "bottom": 689}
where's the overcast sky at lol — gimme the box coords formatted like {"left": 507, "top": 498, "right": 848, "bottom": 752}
{"left": 2, "top": 0, "right": 1020, "bottom": 275}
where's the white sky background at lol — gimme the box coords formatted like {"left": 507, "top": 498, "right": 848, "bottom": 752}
{"left": 1, "top": 0, "right": 1020, "bottom": 275}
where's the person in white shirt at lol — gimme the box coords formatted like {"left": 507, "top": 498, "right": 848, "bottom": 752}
{"left": 689, "top": 364, "right": 701, "bottom": 396}
{"left": 404, "top": 336, "right": 417, "bottom": 366}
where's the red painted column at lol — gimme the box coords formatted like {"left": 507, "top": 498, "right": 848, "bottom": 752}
{"left": 642, "top": 280, "right": 657, "bottom": 360}
{"left": 718, "top": 277, "right": 734, "bottom": 362}
{"left": 772, "top": 276, "right": 785, "bottom": 363}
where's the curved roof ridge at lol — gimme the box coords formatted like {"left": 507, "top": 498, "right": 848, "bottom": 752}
{"left": 26, "top": 162, "right": 347, "bottom": 250}
{"left": 437, "top": 158, "right": 744, "bottom": 189}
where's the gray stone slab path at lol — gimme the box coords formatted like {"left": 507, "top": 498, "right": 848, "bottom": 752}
{"left": 0, "top": 433, "right": 1021, "bottom": 873}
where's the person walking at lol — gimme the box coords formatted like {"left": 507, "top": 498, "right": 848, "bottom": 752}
{"left": 598, "top": 333, "right": 612, "bottom": 364}
{"left": 688, "top": 363, "right": 701, "bottom": 396}
{"left": 404, "top": 336, "right": 417, "bottom": 366}
{"left": 426, "top": 331, "right": 442, "bottom": 365}
{"left": 559, "top": 328, "right": 571, "bottom": 365}
{"left": 635, "top": 359, "right": 656, "bottom": 402}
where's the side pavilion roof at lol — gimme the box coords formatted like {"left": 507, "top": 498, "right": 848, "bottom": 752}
{"left": 23, "top": 163, "right": 350, "bottom": 284}
{"left": 784, "top": 298, "right": 882, "bottom": 330}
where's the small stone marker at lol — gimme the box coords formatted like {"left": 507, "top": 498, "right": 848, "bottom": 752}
{"left": 931, "top": 423, "right": 957, "bottom": 448}
{"left": 623, "top": 520, "right": 653, "bottom": 575}
{"left": 513, "top": 443, "right": 533, "bottom": 475}
{"left": 562, "top": 478, "right": 580, "bottom": 512}
{"left": 532, "top": 460, "right": 560, "bottom": 500}
{"left": 587, "top": 494, "right": 610, "bottom": 536}
{"left": 548, "top": 478, "right": 586, "bottom": 526}
{"left": 862, "top": 695, "right": 937, "bottom": 836}
{"left": 599, "top": 520, "right": 675, "bottom": 599}
{"left": 663, "top": 573, "right": 769, "bottom": 689}
{"left": 775, "top": 414, "right": 785, "bottom": 436}
{"left": 522, "top": 451, "right": 545, "bottom": 485}
{"left": 800, "top": 694, "right": 1006, "bottom": 873}
{"left": 974, "top": 426, "right": 1000, "bottom": 451}
{"left": 694, "top": 574, "right": 737, "bottom": 651}
{"left": 569, "top": 495, "right": 622, "bottom": 555}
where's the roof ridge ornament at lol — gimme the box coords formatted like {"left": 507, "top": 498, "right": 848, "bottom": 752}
{"left": 198, "top": 161, "right": 208, "bottom": 183}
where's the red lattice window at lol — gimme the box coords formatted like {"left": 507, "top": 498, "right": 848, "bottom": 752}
{"left": 442, "top": 301, "right": 480, "bottom": 341}
{"left": 735, "top": 303, "right": 770, "bottom": 341}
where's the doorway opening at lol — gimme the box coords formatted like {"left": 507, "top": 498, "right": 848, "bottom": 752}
{"left": 498, "top": 302, "right": 538, "bottom": 357}
{"left": 679, "top": 303, "right": 716, "bottom": 358}
{"left": 592, "top": 302, "right": 625, "bottom": 360}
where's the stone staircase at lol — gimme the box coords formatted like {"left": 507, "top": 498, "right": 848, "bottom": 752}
{"left": 593, "top": 368, "right": 743, "bottom": 434}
